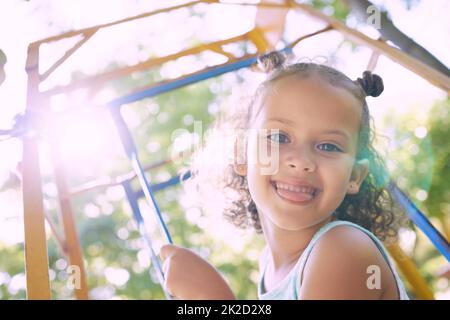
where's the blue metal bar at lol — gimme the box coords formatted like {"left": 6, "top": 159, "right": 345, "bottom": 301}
{"left": 110, "top": 108, "right": 172, "bottom": 244}
{"left": 107, "top": 47, "right": 293, "bottom": 108}
{"left": 122, "top": 180, "right": 144, "bottom": 224}
{"left": 388, "top": 181, "right": 450, "bottom": 261}
{"left": 136, "top": 171, "right": 191, "bottom": 199}
{"left": 122, "top": 181, "right": 171, "bottom": 300}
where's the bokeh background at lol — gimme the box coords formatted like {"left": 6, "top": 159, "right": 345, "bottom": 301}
{"left": 0, "top": 0, "right": 448, "bottom": 299}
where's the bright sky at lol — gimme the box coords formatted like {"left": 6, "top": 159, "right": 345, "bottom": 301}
{"left": 0, "top": 0, "right": 448, "bottom": 247}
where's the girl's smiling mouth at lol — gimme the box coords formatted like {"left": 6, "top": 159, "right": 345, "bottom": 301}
{"left": 270, "top": 180, "right": 320, "bottom": 204}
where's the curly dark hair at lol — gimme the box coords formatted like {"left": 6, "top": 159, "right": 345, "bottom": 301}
{"left": 186, "top": 51, "right": 406, "bottom": 242}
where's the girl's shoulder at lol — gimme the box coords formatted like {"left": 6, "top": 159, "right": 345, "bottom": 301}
{"left": 298, "top": 221, "right": 399, "bottom": 299}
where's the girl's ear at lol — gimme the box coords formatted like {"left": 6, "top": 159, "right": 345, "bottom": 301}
{"left": 233, "top": 138, "right": 247, "bottom": 176}
{"left": 347, "top": 158, "right": 369, "bottom": 194}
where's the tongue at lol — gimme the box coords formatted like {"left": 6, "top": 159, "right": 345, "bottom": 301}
{"left": 276, "top": 188, "right": 314, "bottom": 202}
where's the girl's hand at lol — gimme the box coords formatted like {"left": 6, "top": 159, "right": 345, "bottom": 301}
{"left": 160, "top": 244, "right": 235, "bottom": 300}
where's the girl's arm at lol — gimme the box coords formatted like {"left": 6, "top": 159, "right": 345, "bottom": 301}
{"left": 160, "top": 244, "right": 236, "bottom": 300}
{"left": 299, "top": 225, "right": 393, "bottom": 300}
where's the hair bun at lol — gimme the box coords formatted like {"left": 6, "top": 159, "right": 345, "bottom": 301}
{"left": 354, "top": 71, "right": 384, "bottom": 97}
{"left": 256, "top": 51, "right": 286, "bottom": 73}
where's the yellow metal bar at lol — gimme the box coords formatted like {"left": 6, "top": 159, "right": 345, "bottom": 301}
{"left": 213, "top": 1, "right": 290, "bottom": 10}
{"left": 40, "top": 29, "right": 97, "bottom": 82}
{"left": 254, "top": 0, "right": 289, "bottom": 50}
{"left": 290, "top": 2, "right": 450, "bottom": 93}
{"left": 287, "top": 25, "right": 333, "bottom": 49}
{"left": 32, "top": 0, "right": 449, "bottom": 94}
{"left": 215, "top": 1, "right": 450, "bottom": 93}
{"left": 110, "top": 51, "right": 258, "bottom": 106}
{"left": 31, "top": 0, "right": 207, "bottom": 46}
{"left": 48, "top": 134, "right": 89, "bottom": 300}
{"left": 248, "top": 28, "right": 271, "bottom": 53}
{"left": 23, "top": 44, "right": 51, "bottom": 300}
{"left": 43, "top": 33, "right": 248, "bottom": 96}
{"left": 36, "top": 0, "right": 450, "bottom": 97}
{"left": 386, "top": 242, "right": 434, "bottom": 300}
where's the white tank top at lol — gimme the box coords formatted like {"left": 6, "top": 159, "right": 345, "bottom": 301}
{"left": 258, "top": 220, "right": 409, "bottom": 300}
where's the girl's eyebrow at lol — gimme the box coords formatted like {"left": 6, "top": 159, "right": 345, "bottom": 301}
{"left": 266, "top": 117, "right": 296, "bottom": 125}
{"left": 266, "top": 118, "right": 350, "bottom": 141}
{"left": 321, "top": 129, "right": 350, "bottom": 141}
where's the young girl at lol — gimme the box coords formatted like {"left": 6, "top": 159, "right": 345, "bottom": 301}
{"left": 160, "top": 52, "right": 409, "bottom": 300}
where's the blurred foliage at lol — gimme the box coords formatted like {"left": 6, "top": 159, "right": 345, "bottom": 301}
{"left": 423, "top": 99, "right": 450, "bottom": 219}
{"left": 382, "top": 98, "right": 449, "bottom": 221}
{"left": 0, "top": 0, "right": 448, "bottom": 301}
{"left": 381, "top": 98, "right": 450, "bottom": 299}
{"left": 311, "top": 0, "right": 350, "bottom": 20}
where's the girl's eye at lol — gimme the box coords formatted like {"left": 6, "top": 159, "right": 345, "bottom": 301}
{"left": 317, "top": 143, "right": 342, "bottom": 152}
{"left": 267, "top": 132, "right": 290, "bottom": 143}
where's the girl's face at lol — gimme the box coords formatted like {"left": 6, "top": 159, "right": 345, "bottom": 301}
{"left": 236, "top": 75, "right": 368, "bottom": 231}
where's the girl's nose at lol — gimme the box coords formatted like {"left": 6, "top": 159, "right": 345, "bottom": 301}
{"left": 285, "top": 150, "right": 316, "bottom": 172}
